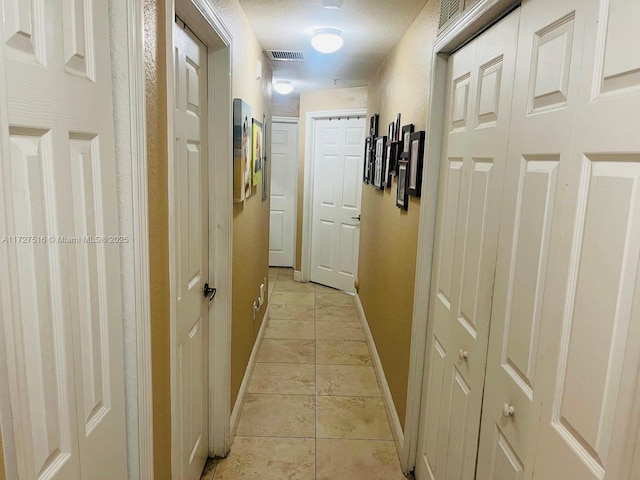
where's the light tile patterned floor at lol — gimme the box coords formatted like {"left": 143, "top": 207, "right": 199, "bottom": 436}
{"left": 209, "top": 267, "right": 407, "bottom": 480}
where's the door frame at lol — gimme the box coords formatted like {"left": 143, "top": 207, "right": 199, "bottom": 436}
{"left": 270, "top": 116, "right": 299, "bottom": 268}
{"left": 300, "top": 108, "right": 367, "bottom": 283}
{"left": 165, "top": 1, "right": 233, "bottom": 475}
{"left": 0, "top": 1, "right": 156, "bottom": 478}
{"left": 402, "top": 0, "right": 520, "bottom": 474}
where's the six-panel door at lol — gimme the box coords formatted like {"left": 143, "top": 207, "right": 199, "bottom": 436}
{"left": 0, "top": 0, "right": 127, "bottom": 478}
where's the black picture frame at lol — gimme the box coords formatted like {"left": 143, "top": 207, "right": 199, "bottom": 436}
{"left": 388, "top": 121, "right": 395, "bottom": 142}
{"left": 400, "top": 124, "right": 414, "bottom": 159}
{"left": 396, "top": 160, "right": 409, "bottom": 210}
{"left": 383, "top": 142, "right": 393, "bottom": 188}
{"left": 394, "top": 113, "right": 402, "bottom": 142}
{"left": 385, "top": 141, "right": 400, "bottom": 186}
{"left": 363, "top": 136, "right": 372, "bottom": 184}
{"left": 373, "top": 136, "right": 387, "bottom": 190}
{"left": 408, "top": 130, "right": 426, "bottom": 197}
{"left": 370, "top": 114, "right": 379, "bottom": 137}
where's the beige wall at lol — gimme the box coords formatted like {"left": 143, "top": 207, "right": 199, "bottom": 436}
{"left": 144, "top": 0, "right": 172, "bottom": 477}
{"left": 295, "top": 86, "right": 369, "bottom": 269}
{"left": 211, "top": 0, "right": 273, "bottom": 407}
{"left": 359, "top": 0, "right": 440, "bottom": 428}
{"left": 273, "top": 95, "right": 301, "bottom": 118}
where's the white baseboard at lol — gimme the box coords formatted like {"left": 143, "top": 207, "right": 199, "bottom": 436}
{"left": 293, "top": 270, "right": 302, "bottom": 282}
{"left": 229, "top": 304, "right": 270, "bottom": 439}
{"left": 354, "top": 294, "right": 405, "bottom": 464}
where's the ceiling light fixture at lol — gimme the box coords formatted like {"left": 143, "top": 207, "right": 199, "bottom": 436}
{"left": 322, "top": 0, "right": 343, "bottom": 9}
{"left": 274, "top": 81, "right": 294, "bottom": 95}
{"left": 311, "top": 28, "right": 344, "bottom": 54}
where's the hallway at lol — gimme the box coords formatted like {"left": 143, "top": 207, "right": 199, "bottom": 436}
{"left": 208, "top": 268, "right": 406, "bottom": 480}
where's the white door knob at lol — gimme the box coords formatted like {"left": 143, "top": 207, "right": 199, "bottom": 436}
{"left": 458, "top": 349, "right": 468, "bottom": 360}
{"left": 502, "top": 403, "right": 515, "bottom": 417}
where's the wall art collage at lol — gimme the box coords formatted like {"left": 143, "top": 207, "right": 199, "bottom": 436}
{"left": 363, "top": 112, "right": 426, "bottom": 211}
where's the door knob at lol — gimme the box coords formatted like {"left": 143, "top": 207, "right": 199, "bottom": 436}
{"left": 502, "top": 403, "right": 515, "bottom": 417}
{"left": 351, "top": 215, "right": 361, "bottom": 221}
{"left": 458, "top": 349, "right": 468, "bottom": 360}
{"left": 204, "top": 283, "right": 217, "bottom": 301}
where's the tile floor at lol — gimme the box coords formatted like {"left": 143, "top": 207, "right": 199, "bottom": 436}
{"left": 208, "top": 267, "right": 407, "bottom": 480}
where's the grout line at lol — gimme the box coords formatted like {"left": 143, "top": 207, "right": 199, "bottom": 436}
{"left": 314, "top": 281, "right": 318, "bottom": 480}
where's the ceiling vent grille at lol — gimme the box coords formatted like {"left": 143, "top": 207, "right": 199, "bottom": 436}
{"left": 267, "top": 50, "right": 305, "bottom": 61}
{"left": 439, "top": 0, "right": 464, "bottom": 29}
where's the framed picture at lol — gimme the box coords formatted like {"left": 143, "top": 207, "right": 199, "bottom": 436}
{"left": 394, "top": 113, "right": 402, "bottom": 142}
{"left": 385, "top": 141, "right": 400, "bottom": 186}
{"left": 373, "top": 136, "right": 387, "bottom": 190}
{"left": 261, "top": 115, "right": 269, "bottom": 202}
{"left": 383, "top": 141, "right": 393, "bottom": 188}
{"left": 363, "top": 136, "right": 372, "bottom": 184}
{"left": 252, "top": 118, "right": 263, "bottom": 187}
{"left": 401, "top": 124, "right": 414, "bottom": 159}
{"left": 388, "top": 121, "right": 395, "bottom": 142}
{"left": 370, "top": 114, "right": 379, "bottom": 137}
{"left": 408, "top": 130, "right": 426, "bottom": 197}
{"left": 233, "top": 98, "right": 252, "bottom": 202}
{"left": 397, "top": 160, "right": 409, "bottom": 210}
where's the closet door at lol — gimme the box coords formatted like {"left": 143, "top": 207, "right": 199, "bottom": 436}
{"left": 475, "top": 0, "right": 587, "bottom": 478}
{"left": 532, "top": 0, "right": 640, "bottom": 478}
{"left": 414, "top": 11, "right": 520, "bottom": 480}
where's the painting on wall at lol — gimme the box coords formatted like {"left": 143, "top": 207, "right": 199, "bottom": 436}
{"left": 252, "top": 118, "right": 263, "bottom": 187}
{"left": 373, "top": 136, "right": 387, "bottom": 190}
{"left": 233, "top": 98, "right": 253, "bottom": 202}
{"left": 397, "top": 160, "right": 409, "bottom": 210}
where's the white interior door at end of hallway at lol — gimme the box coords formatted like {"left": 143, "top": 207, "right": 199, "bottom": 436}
{"left": 415, "top": 10, "right": 520, "bottom": 480}
{"left": 0, "top": 0, "right": 127, "bottom": 479}
{"left": 173, "top": 20, "right": 209, "bottom": 480}
{"left": 270, "top": 121, "right": 297, "bottom": 267}
{"left": 310, "top": 117, "right": 366, "bottom": 293}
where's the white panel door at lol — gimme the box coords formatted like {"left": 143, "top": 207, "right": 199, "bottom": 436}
{"left": 475, "top": 1, "right": 586, "bottom": 478}
{"left": 0, "top": 0, "right": 127, "bottom": 479}
{"left": 270, "top": 121, "right": 297, "bottom": 267}
{"left": 531, "top": 0, "right": 640, "bottom": 478}
{"left": 173, "top": 21, "right": 209, "bottom": 480}
{"left": 414, "top": 11, "right": 520, "bottom": 480}
{"left": 310, "top": 117, "right": 365, "bottom": 292}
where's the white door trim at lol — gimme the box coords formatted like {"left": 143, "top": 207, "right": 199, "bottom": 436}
{"left": 301, "top": 108, "right": 367, "bottom": 282}
{"left": 403, "top": 0, "right": 520, "bottom": 474}
{"left": 166, "top": 1, "right": 233, "bottom": 474}
{"left": 124, "top": 1, "right": 154, "bottom": 478}
{"left": 272, "top": 116, "right": 300, "bottom": 124}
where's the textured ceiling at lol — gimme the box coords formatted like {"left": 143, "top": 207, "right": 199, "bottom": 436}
{"left": 237, "top": 0, "right": 429, "bottom": 97}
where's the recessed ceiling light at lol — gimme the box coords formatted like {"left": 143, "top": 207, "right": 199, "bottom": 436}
{"left": 274, "top": 81, "right": 294, "bottom": 95}
{"left": 322, "top": 0, "right": 343, "bottom": 9}
{"left": 311, "top": 28, "right": 344, "bottom": 54}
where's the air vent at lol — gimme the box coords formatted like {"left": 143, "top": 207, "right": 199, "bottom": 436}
{"left": 439, "top": 0, "right": 464, "bottom": 29}
{"left": 267, "top": 50, "right": 305, "bottom": 62}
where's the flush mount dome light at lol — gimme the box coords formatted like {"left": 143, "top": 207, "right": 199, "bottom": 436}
{"left": 311, "top": 28, "right": 344, "bottom": 54}
{"left": 274, "top": 81, "right": 294, "bottom": 95}
{"left": 322, "top": 0, "right": 344, "bottom": 8}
